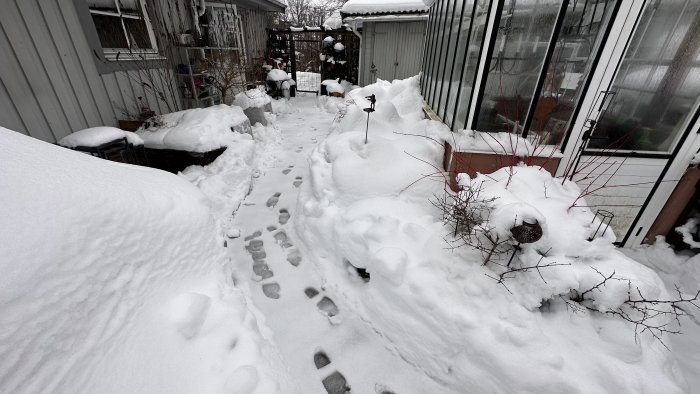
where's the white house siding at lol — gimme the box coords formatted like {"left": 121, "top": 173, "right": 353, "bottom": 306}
{"left": 0, "top": 0, "right": 117, "bottom": 142}
{"left": 101, "top": 68, "right": 180, "bottom": 119}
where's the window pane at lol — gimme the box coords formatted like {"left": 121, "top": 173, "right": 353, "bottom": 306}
{"left": 529, "top": 0, "right": 617, "bottom": 146}
{"left": 124, "top": 18, "right": 153, "bottom": 49}
{"left": 428, "top": 0, "right": 449, "bottom": 107}
{"left": 591, "top": 0, "right": 700, "bottom": 152}
{"left": 435, "top": 0, "right": 459, "bottom": 118}
{"left": 421, "top": 6, "right": 437, "bottom": 93}
{"left": 91, "top": 14, "right": 128, "bottom": 49}
{"left": 475, "top": 0, "right": 563, "bottom": 133}
{"left": 421, "top": 2, "right": 436, "bottom": 97}
{"left": 451, "top": 0, "right": 488, "bottom": 130}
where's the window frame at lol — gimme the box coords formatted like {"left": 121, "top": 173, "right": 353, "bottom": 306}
{"left": 88, "top": 0, "right": 159, "bottom": 61}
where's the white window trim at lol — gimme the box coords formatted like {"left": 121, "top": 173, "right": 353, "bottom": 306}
{"left": 89, "top": 0, "right": 160, "bottom": 61}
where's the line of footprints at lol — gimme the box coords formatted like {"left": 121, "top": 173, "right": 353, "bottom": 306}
{"left": 244, "top": 191, "right": 397, "bottom": 394}
{"left": 313, "top": 346, "right": 396, "bottom": 394}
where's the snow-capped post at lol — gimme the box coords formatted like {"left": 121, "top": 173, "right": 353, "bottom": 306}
{"left": 588, "top": 209, "right": 614, "bottom": 241}
{"left": 507, "top": 219, "right": 543, "bottom": 267}
{"left": 363, "top": 94, "right": 376, "bottom": 144}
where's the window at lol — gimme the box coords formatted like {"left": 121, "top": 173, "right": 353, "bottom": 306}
{"left": 88, "top": 0, "right": 158, "bottom": 60}
{"left": 589, "top": 0, "right": 700, "bottom": 153}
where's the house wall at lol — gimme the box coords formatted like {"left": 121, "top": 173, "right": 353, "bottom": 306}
{"left": 0, "top": 0, "right": 117, "bottom": 142}
{"left": 0, "top": 0, "right": 185, "bottom": 143}
{"left": 359, "top": 21, "right": 426, "bottom": 86}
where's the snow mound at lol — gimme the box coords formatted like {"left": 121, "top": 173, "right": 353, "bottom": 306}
{"left": 295, "top": 77, "right": 687, "bottom": 393}
{"left": 266, "top": 69, "right": 289, "bottom": 82}
{"left": 136, "top": 105, "right": 251, "bottom": 152}
{"left": 322, "top": 79, "right": 345, "bottom": 94}
{"left": 58, "top": 126, "right": 144, "bottom": 147}
{"left": 0, "top": 128, "right": 290, "bottom": 393}
{"left": 233, "top": 88, "right": 272, "bottom": 110}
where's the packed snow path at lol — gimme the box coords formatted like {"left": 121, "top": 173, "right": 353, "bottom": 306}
{"left": 228, "top": 95, "right": 448, "bottom": 393}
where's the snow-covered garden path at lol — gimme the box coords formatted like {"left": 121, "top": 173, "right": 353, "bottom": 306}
{"left": 227, "top": 95, "right": 447, "bottom": 393}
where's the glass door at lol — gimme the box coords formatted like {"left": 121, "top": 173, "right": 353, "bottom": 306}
{"left": 472, "top": 0, "right": 618, "bottom": 147}
{"left": 562, "top": 0, "right": 700, "bottom": 244}
{"left": 587, "top": 0, "right": 700, "bottom": 154}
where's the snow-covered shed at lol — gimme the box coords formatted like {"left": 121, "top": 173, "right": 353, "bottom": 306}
{"left": 0, "top": 0, "right": 285, "bottom": 144}
{"left": 421, "top": 0, "right": 700, "bottom": 248}
{"left": 341, "top": 0, "right": 429, "bottom": 86}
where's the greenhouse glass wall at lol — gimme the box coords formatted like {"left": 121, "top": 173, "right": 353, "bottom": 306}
{"left": 423, "top": 0, "right": 700, "bottom": 247}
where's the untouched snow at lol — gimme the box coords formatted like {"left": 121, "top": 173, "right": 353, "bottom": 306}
{"left": 136, "top": 105, "right": 250, "bottom": 152}
{"left": 58, "top": 126, "right": 144, "bottom": 147}
{"left": 341, "top": 0, "right": 429, "bottom": 15}
{"left": 0, "top": 128, "right": 291, "bottom": 393}
{"left": 623, "top": 239, "right": 700, "bottom": 390}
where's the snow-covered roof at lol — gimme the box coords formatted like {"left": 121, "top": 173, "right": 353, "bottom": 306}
{"left": 341, "top": 0, "right": 429, "bottom": 16}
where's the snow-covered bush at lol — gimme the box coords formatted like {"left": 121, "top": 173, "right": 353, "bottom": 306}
{"left": 296, "top": 76, "right": 688, "bottom": 392}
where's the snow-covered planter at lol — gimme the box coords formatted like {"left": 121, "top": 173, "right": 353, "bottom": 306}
{"left": 443, "top": 131, "right": 562, "bottom": 191}
{"left": 136, "top": 105, "right": 252, "bottom": 173}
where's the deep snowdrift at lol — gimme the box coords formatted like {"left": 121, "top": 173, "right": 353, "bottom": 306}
{"left": 0, "top": 128, "right": 289, "bottom": 393}
{"left": 295, "top": 77, "right": 687, "bottom": 392}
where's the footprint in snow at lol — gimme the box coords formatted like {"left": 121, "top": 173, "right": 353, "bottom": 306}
{"left": 282, "top": 168, "right": 292, "bottom": 175}
{"left": 317, "top": 296, "right": 339, "bottom": 317}
{"left": 266, "top": 192, "right": 281, "bottom": 208}
{"left": 313, "top": 351, "right": 350, "bottom": 394}
{"left": 286, "top": 249, "right": 302, "bottom": 266}
{"left": 295, "top": 146, "right": 303, "bottom": 153}
{"left": 374, "top": 384, "right": 396, "bottom": 394}
{"left": 253, "top": 262, "right": 274, "bottom": 279}
{"left": 293, "top": 176, "right": 303, "bottom": 188}
{"left": 266, "top": 225, "right": 277, "bottom": 232}
{"left": 273, "top": 230, "right": 293, "bottom": 248}
{"left": 278, "top": 208, "right": 290, "bottom": 225}
{"left": 243, "top": 231, "right": 262, "bottom": 241}
{"left": 314, "top": 350, "right": 331, "bottom": 369}
{"left": 304, "top": 287, "right": 319, "bottom": 298}
{"left": 322, "top": 371, "right": 350, "bottom": 394}
{"left": 262, "top": 283, "right": 281, "bottom": 299}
